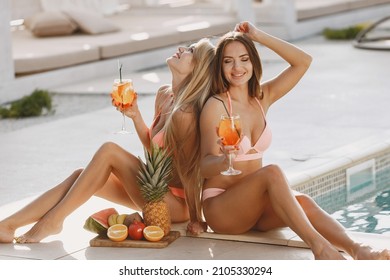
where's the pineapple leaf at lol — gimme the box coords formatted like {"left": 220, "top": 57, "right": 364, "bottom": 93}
{"left": 137, "top": 144, "right": 173, "bottom": 203}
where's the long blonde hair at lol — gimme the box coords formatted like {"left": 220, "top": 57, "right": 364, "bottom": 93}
{"left": 164, "top": 38, "right": 215, "bottom": 221}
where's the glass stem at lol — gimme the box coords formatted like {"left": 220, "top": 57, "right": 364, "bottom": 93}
{"left": 122, "top": 111, "right": 126, "bottom": 131}
{"left": 228, "top": 153, "right": 233, "bottom": 170}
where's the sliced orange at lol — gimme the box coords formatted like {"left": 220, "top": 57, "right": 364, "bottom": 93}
{"left": 121, "top": 85, "right": 135, "bottom": 108}
{"left": 111, "top": 80, "right": 135, "bottom": 108}
{"left": 143, "top": 226, "right": 164, "bottom": 242}
{"left": 107, "top": 224, "right": 128, "bottom": 242}
{"left": 111, "top": 88, "right": 122, "bottom": 107}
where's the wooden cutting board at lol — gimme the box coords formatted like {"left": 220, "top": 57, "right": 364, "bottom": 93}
{"left": 89, "top": 231, "right": 180, "bottom": 248}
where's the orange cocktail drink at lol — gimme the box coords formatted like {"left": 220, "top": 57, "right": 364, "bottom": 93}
{"left": 218, "top": 114, "right": 241, "bottom": 146}
{"left": 111, "top": 78, "right": 135, "bottom": 134}
{"left": 111, "top": 79, "right": 135, "bottom": 110}
{"left": 218, "top": 114, "right": 242, "bottom": 175}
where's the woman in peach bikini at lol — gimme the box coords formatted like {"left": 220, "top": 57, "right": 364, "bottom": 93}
{"left": 0, "top": 38, "right": 214, "bottom": 243}
{"left": 199, "top": 21, "right": 390, "bottom": 260}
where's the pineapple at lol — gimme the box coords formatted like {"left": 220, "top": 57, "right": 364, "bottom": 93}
{"left": 137, "top": 144, "right": 173, "bottom": 236}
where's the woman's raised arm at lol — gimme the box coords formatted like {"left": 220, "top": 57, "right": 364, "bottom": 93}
{"left": 235, "top": 21, "right": 312, "bottom": 107}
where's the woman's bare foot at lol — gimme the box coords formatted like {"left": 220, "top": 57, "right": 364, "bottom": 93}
{"left": 353, "top": 244, "right": 390, "bottom": 260}
{"left": 312, "top": 242, "right": 346, "bottom": 260}
{"left": 14, "top": 218, "right": 63, "bottom": 243}
{"left": 0, "top": 222, "right": 16, "bottom": 243}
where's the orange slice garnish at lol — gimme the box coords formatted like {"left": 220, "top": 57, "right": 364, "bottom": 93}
{"left": 111, "top": 80, "right": 135, "bottom": 108}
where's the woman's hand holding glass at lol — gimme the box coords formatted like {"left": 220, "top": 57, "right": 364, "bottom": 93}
{"left": 218, "top": 114, "right": 242, "bottom": 176}
{"left": 119, "top": 93, "right": 139, "bottom": 120}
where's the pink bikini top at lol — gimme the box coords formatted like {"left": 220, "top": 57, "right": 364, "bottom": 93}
{"left": 221, "top": 92, "right": 272, "bottom": 161}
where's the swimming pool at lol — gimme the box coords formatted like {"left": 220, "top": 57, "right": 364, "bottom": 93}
{"left": 292, "top": 147, "right": 390, "bottom": 235}
{"left": 329, "top": 188, "right": 390, "bottom": 235}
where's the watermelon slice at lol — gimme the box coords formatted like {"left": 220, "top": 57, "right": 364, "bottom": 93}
{"left": 83, "top": 208, "right": 118, "bottom": 235}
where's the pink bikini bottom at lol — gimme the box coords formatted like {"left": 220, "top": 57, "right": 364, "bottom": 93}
{"left": 169, "top": 186, "right": 185, "bottom": 199}
{"left": 202, "top": 188, "right": 226, "bottom": 202}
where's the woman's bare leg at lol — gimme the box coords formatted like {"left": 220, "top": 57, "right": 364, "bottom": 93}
{"left": 249, "top": 192, "right": 390, "bottom": 260}
{"left": 295, "top": 194, "right": 390, "bottom": 260}
{"left": 0, "top": 169, "right": 82, "bottom": 243}
{"left": 13, "top": 142, "right": 145, "bottom": 243}
{"left": 95, "top": 173, "right": 189, "bottom": 223}
{"left": 203, "top": 164, "right": 345, "bottom": 259}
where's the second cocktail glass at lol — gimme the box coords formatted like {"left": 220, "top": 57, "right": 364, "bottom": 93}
{"left": 218, "top": 113, "right": 242, "bottom": 175}
{"left": 111, "top": 78, "right": 135, "bottom": 134}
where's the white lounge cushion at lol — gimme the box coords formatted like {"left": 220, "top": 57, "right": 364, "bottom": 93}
{"left": 24, "top": 11, "right": 78, "bottom": 37}
{"left": 63, "top": 9, "right": 120, "bottom": 35}
{"left": 13, "top": 30, "right": 100, "bottom": 74}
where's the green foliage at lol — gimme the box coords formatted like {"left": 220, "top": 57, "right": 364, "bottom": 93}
{"left": 323, "top": 24, "right": 366, "bottom": 40}
{"left": 0, "top": 89, "right": 53, "bottom": 119}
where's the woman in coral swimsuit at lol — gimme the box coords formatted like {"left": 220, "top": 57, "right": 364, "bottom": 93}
{"left": 0, "top": 38, "right": 214, "bottom": 243}
{"left": 199, "top": 21, "right": 390, "bottom": 260}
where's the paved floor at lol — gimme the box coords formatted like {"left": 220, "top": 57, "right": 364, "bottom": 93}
{"left": 1, "top": 29, "right": 390, "bottom": 262}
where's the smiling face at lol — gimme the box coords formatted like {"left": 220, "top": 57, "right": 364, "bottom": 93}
{"left": 222, "top": 41, "right": 253, "bottom": 88}
{"left": 213, "top": 32, "right": 262, "bottom": 98}
{"left": 166, "top": 45, "right": 195, "bottom": 77}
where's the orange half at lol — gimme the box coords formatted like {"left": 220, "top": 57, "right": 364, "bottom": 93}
{"left": 107, "top": 224, "right": 128, "bottom": 242}
{"left": 143, "top": 226, "right": 164, "bottom": 242}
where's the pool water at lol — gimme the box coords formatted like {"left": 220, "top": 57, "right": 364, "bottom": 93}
{"left": 330, "top": 189, "right": 390, "bottom": 235}
{"left": 316, "top": 168, "right": 390, "bottom": 235}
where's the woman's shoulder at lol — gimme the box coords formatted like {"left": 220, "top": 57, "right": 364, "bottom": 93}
{"left": 156, "top": 84, "right": 172, "bottom": 97}
{"left": 202, "top": 94, "right": 227, "bottom": 117}
{"left": 155, "top": 84, "right": 172, "bottom": 103}
{"left": 204, "top": 93, "right": 226, "bottom": 109}
{"left": 257, "top": 84, "right": 272, "bottom": 109}
{"left": 205, "top": 93, "right": 225, "bottom": 105}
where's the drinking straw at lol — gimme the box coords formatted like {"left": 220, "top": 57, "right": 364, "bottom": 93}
{"left": 117, "top": 60, "right": 123, "bottom": 83}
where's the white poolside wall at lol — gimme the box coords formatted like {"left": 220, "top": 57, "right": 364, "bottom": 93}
{"left": 2, "top": 0, "right": 390, "bottom": 103}
{"left": 0, "top": 0, "right": 14, "bottom": 86}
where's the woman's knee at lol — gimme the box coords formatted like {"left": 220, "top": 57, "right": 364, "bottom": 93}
{"left": 260, "top": 164, "right": 286, "bottom": 185}
{"left": 95, "top": 142, "right": 120, "bottom": 159}
{"left": 72, "top": 168, "right": 84, "bottom": 178}
{"left": 99, "top": 142, "right": 120, "bottom": 153}
{"left": 264, "top": 164, "right": 283, "bottom": 172}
